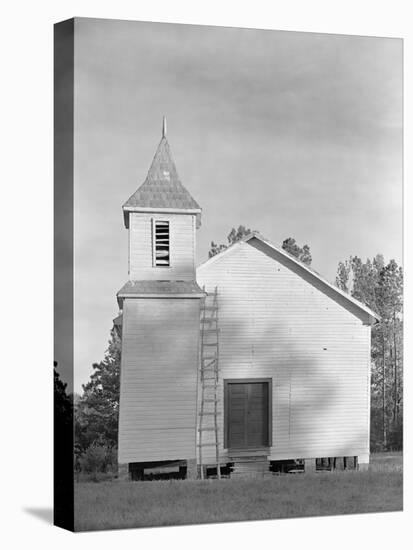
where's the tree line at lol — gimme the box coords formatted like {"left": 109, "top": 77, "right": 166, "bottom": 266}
{"left": 69, "top": 226, "right": 402, "bottom": 475}
{"left": 336, "top": 255, "right": 403, "bottom": 450}
{"left": 209, "top": 225, "right": 312, "bottom": 265}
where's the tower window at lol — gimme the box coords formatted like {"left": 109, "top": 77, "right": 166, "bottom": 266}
{"left": 153, "top": 220, "right": 170, "bottom": 266}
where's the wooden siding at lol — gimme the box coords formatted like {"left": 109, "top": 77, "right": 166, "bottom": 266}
{"left": 129, "top": 212, "right": 196, "bottom": 280}
{"left": 118, "top": 297, "right": 200, "bottom": 463}
{"left": 197, "top": 241, "right": 371, "bottom": 463}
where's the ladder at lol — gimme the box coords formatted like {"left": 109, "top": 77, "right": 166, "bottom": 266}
{"left": 197, "top": 286, "right": 221, "bottom": 479}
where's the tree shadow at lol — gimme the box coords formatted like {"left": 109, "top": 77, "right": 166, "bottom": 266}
{"left": 197, "top": 240, "right": 371, "bottom": 464}
{"left": 118, "top": 240, "right": 372, "bottom": 469}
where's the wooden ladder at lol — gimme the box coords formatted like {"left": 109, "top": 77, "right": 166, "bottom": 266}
{"left": 197, "top": 286, "right": 221, "bottom": 479}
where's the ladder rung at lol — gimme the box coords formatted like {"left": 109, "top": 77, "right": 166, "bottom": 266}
{"left": 199, "top": 282, "right": 220, "bottom": 475}
{"left": 201, "top": 367, "right": 218, "bottom": 372}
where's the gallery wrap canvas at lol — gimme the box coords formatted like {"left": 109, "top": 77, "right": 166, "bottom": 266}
{"left": 54, "top": 17, "right": 403, "bottom": 532}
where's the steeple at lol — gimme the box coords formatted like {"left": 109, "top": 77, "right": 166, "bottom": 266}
{"left": 116, "top": 120, "right": 205, "bottom": 480}
{"left": 162, "top": 115, "right": 167, "bottom": 138}
{"left": 123, "top": 119, "right": 201, "bottom": 229}
{"left": 120, "top": 120, "right": 202, "bottom": 282}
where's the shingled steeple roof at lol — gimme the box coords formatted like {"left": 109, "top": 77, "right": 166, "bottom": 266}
{"left": 123, "top": 118, "right": 201, "bottom": 228}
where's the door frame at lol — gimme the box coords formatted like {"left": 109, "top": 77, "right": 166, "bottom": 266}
{"left": 223, "top": 378, "right": 273, "bottom": 451}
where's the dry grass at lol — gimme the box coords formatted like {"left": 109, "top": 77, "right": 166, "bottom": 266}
{"left": 74, "top": 452, "right": 402, "bottom": 531}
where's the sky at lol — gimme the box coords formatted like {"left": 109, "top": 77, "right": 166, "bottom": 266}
{"left": 73, "top": 18, "right": 402, "bottom": 392}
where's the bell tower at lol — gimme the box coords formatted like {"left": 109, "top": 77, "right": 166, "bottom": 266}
{"left": 122, "top": 116, "right": 201, "bottom": 282}
{"left": 117, "top": 119, "right": 204, "bottom": 479}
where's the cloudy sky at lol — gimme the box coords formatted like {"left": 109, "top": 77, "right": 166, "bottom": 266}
{"left": 73, "top": 18, "right": 402, "bottom": 392}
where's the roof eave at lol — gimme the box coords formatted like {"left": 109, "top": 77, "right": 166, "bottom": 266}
{"left": 117, "top": 291, "right": 205, "bottom": 308}
{"left": 123, "top": 206, "right": 202, "bottom": 229}
{"left": 118, "top": 292, "right": 205, "bottom": 299}
{"left": 258, "top": 237, "right": 380, "bottom": 322}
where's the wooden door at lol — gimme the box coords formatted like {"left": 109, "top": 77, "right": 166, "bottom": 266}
{"left": 226, "top": 380, "right": 270, "bottom": 449}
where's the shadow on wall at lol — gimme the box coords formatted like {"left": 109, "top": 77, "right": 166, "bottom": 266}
{"left": 249, "top": 238, "right": 373, "bottom": 324}
{"left": 202, "top": 283, "right": 368, "bottom": 460}
{"left": 118, "top": 287, "right": 368, "bottom": 462}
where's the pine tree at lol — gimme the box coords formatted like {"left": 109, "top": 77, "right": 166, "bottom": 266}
{"left": 54, "top": 361, "right": 72, "bottom": 424}
{"left": 300, "top": 245, "right": 312, "bottom": 266}
{"left": 75, "top": 328, "right": 121, "bottom": 453}
{"left": 374, "top": 260, "right": 403, "bottom": 449}
{"left": 209, "top": 241, "right": 228, "bottom": 258}
{"left": 282, "top": 237, "right": 312, "bottom": 265}
{"left": 335, "top": 256, "right": 403, "bottom": 451}
{"left": 208, "top": 225, "right": 253, "bottom": 258}
{"left": 208, "top": 229, "right": 313, "bottom": 267}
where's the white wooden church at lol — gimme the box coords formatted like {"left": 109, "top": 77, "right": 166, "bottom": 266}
{"left": 115, "top": 120, "right": 378, "bottom": 480}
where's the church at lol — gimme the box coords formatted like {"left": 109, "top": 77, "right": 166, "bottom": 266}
{"left": 115, "top": 120, "right": 378, "bottom": 480}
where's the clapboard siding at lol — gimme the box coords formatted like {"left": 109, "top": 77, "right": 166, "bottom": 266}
{"left": 118, "top": 298, "right": 200, "bottom": 463}
{"left": 197, "top": 240, "right": 371, "bottom": 463}
{"left": 129, "top": 212, "right": 196, "bottom": 280}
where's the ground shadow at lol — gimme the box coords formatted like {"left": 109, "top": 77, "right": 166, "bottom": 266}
{"left": 24, "top": 507, "right": 53, "bottom": 525}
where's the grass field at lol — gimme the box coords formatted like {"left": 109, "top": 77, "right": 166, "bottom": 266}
{"left": 74, "top": 452, "right": 402, "bottom": 531}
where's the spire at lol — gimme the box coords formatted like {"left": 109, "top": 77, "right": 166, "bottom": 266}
{"left": 122, "top": 119, "right": 202, "bottom": 229}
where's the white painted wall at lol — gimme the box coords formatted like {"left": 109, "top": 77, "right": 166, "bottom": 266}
{"left": 128, "top": 212, "right": 196, "bottom": 280}
{"left": 197, "top": 239, "right": 371, "bottom": 463}
{"left": 118, "top": 297, "right": 200, "bottom": 463}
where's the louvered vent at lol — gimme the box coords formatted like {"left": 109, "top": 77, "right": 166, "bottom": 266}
{"left": 153, "top": 220, "right": 170, "bottom": 266}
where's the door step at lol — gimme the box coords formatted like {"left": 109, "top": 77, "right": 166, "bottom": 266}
{"left": 228, "top": 449, "right": 270, "bottom": 460}
{"left": 230, "top": 456, "right": 270, "bottom": 478}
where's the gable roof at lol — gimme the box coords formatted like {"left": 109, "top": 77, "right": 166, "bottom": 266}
{"left": 123, "top": 129, "right": 201, "bottom": 228}
{"left": 197, "top": 231, "right": 379, "bottom": 325}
